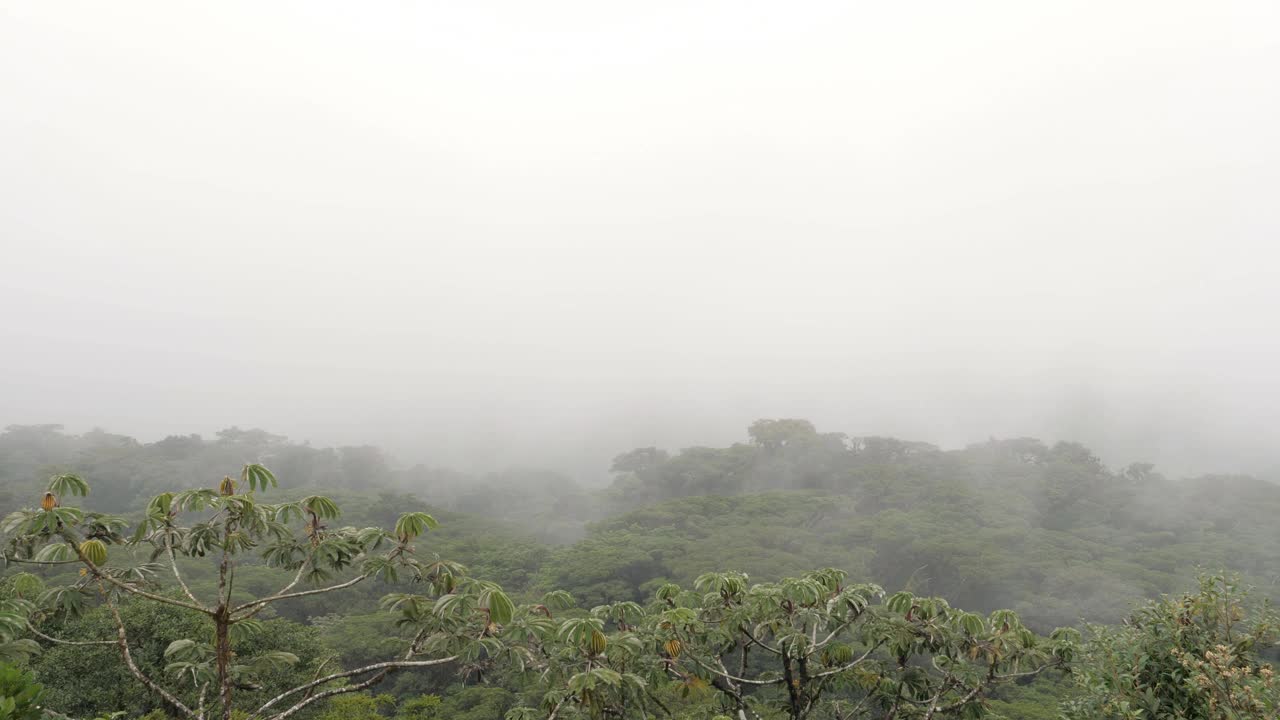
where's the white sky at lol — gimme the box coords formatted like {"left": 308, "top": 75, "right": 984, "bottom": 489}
{"left": 2, "top": 1, "right": 1278, "bottom": 477}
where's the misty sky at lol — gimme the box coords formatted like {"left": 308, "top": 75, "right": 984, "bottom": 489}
{"left": 2, "top": 1, "right": 1278, "bottom": 479}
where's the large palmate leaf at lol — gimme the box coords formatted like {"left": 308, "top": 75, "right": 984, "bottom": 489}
{"left": 478, "top": 585, "right": 515, "bottom": 625}
{"left": 240, "top": 463, "right": 277, "bottom": 492}
{"left": 395, "top": 512, "right": 438, "bottom": 541}
{"left": 46, "top": 474, "right": 89, "bottom": 498}
{"left": 299, "top": 495, "right": 340, "bottom": 520}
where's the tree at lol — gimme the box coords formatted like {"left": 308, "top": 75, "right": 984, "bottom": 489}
{"left": 747, "top": 420, "right": 818, "bottom": 453}
{"left": 609, "top": 449, "right": 669, "bottom": 476}
{"left": 500, "top": 590, "right": 660, "bottom": 720}
{"left": 1, "top": 467, "right": 514, "bottom": 720}
{"left": 507, "top": 569, "right": 1077, "bottom": 720}
{"left": 1064, "top": 574, "right": 1278, "bottom": 720}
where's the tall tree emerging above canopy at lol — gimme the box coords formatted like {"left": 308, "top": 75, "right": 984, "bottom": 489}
{"left": 747, "top": 419, "right": 819, "bottom": 452}
{"left": 0, "top": 466, "right": 514, "bottom": 720}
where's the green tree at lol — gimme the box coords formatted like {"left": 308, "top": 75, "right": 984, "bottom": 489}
{"left": 747, "top": 420, "right": 818, "bottom": 453}
{"left": 507, "top": 569, "right": 1077, "bottom": 720}
{"left": 1064, "top": 573, "right": 1278, "bottom": 720}
{"left": 1, "top": 467, "right": 514, "bottom": 720}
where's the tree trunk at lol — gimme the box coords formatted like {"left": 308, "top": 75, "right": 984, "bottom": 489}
{"left": 215, "top": 608, "right": 233, "bottom": 720}
{"left": 781, "top": 652, "right": 802, "bottom": 720}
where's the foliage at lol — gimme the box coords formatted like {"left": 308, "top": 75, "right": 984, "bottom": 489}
{"left": 504, "top": 569, "right": 1077, "bottom": 720}
{"left": 0, "top": 465, "right": 513, "bottom": 720}
{"left": 315, "top": 693, "right": 396, "bottom": 720}
{"left": 0, "top": 664, "right": 44, "bottom": 720}
{"left": 28, "top": 601, "right": 328, "bottom": 718}
{"left": 310, "top": 688, "right": 513, "bottom": 720}
{"left": 5, "top": 422, "right": 1280, "bottom": 719}
{"left": 1064, "top": 573, "right": 1278, "bottom": 720}
{"left": 0, "top": 599, "right": 39, "bottom": 665}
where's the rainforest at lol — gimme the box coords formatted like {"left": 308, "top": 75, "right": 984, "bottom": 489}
{"left": 4, "top": 2, "right": 1278, "bottom": 718}
{"left": 1, "top": 422, "right": 1276, "bottom": 719}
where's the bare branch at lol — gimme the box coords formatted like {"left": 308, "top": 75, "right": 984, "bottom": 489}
{"left": 250, "top": 626, "right": 439, "bottom": 720}
{"left": 687, "top": 656, "right": 785, "bottom": 687}
{"left": 928, "top": 682, "right": 983, "bottom": 718}
{"left": 920, "top": 660, "right": 1062, "bottom": 718}
{"left": 737, "top": 625, "right": 783, "bottom": 656}
{"left": 920, "top": 678, "right": 958, "bottom": 720}
{"left": 164, "top": 529, "right": 206, "bottom": 610}
{"left": 232, "top": 573, "right": 370, "bottom": 617}
{"left": 27, "top": 622, "right": 115, "bottom": 646}
{"left": 255, "top": 655, "right": 458, "bottom": 720}
{"left": 813, "top": 618, "right": 857, "bottom": 650}
{"left": 993, "top": 661, "right": 1061, "bottom": 682}
{"left": 197, "top": 682, "right": 209, "bottom": 720}
{"left": 811, "top": 640, "right": 884, "bottom": 680}
{"left": 97, "top": 571, "right": 211, "bottom": 614}
{"left": 103, "top": 585, "right": 199, "bottom": 720}
{"left": 232, "top": 551, "right": 315, "bottom": 622}
{"left": 57, "top": 532, "right": 211, "bottom": 615}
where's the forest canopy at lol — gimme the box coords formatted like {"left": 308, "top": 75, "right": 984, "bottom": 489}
{"left": 1, "top": 422, "right": 1277, "bottom": 719}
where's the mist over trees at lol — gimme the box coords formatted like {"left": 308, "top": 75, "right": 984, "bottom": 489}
{"left": 4, "top": 1, "right": 1278, "bottom": 716}
{"left": 1, "top": 421, "right": 1277, "bottom": 719}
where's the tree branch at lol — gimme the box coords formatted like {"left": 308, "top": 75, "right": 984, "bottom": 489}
{"left": 231, "top": 573, "right": 369, "bottom": 617}
{"left": 57, "top": 532, "right": 211, "bottom": 614}
{"left": 163, "top": 529, "right": 206, "bottom": 610}
{"left": 250, "top": 625, "right": 444, "bottom": 720}
{"left": 920, "top": 678, "right": 958, "bottom": 720}
{"left": 254, "top": 655, "right": 458, "bottom": 720}
{"left": 687, "top": 656, "right": 785, "bottom": 687}
{"left": 813, "top": 618, "right": 857, "bottom": 650}
{"left": 97, "top": 571, "right": 211, "bottom": 614}
{"left": 103, "top": 585, "right": 199, "bottom": 720}
{"left": 232, "top": 552, "right": 316, "bottom": 622}
{"left": 925, "top": 660, "right": 1063, "bottom": 717}
{"left": 27, "top": 622, "right": 115, "bottom": 646}
{"left": 804, "top": 641, "right": 884, "bottom": 680}
{"left": 737, "top": 625, "right": 783, "bottom": 656}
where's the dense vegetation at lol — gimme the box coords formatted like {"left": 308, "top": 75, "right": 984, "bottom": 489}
{"left": 0, "top": 422, "right": 1277, "bottom": 718}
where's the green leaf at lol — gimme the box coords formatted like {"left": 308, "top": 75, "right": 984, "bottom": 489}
{"left": 165, "top": 639, "right": 197, "bottom": 658}
{"left": 240, "top": 464, "right": 277, "bottom": 492}
{"left": 229, "top": 619, "right": 264, "bottom": 643}
{"left": 46, "top": 474, "right": 89, "bottom": 498}
{"left": 395, "top": 512, "right": 438, "bottom": 540}
{"left": 541, "top": 590, "right": 576, "bottom": 610}
{"left": 37, "top": 586, "right": 88, "bottom": 619}
{"left": 886, "top": 591, "right": 914, "bottom": 615}
{"left": 300, "top": 496, "right": 341, "bottom": 520}
{"left": 146, "top": 492, "right": 174, "bottom": 516}
{"left": 959, "top": 612, "right": 985, "bottom": 636}
{"left": 246, "top": 651, "right": 299, "bottom": 672}
{"left": 481, "top": 588, "right": 515, "bottom": 625}
{"left": 32, "top": 544, "right": 72, "bottom": 563}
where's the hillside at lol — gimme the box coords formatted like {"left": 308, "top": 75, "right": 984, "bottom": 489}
{"left": 3, "top": 421, "right": 1279, "bottom": 718}
{"left": 4, "top": 421, "right": 1277, "bottom": 633}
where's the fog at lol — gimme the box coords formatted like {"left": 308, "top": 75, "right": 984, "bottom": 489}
{"left": 2, "top": 1, "right": 1278, "bottom": 480}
